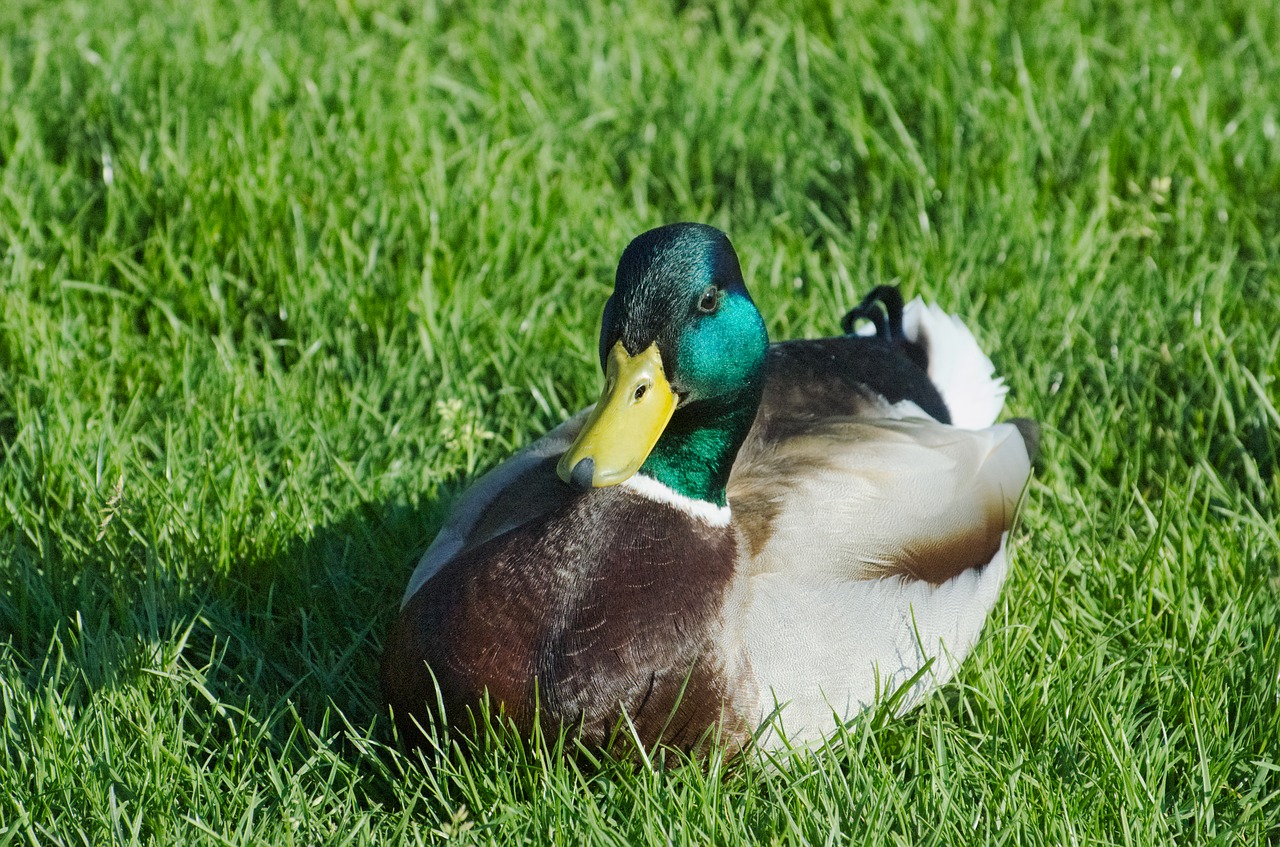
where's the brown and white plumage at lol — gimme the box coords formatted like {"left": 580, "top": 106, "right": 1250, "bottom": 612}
{"left": 723, "top": 300, "right": 1031, "bottom": 747}
{"left": 382, "top": 225, "right": 1034, "bottom": 755}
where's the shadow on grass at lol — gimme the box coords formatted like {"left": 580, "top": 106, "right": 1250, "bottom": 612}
{"left": 0, "top": 480, "right": 474, "bottom": 809}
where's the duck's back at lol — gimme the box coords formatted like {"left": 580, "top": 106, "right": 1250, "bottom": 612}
{"left": 756, "top": 333, "right": 950, "bottom": 427}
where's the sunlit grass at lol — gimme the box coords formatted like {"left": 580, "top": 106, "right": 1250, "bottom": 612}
{"left": 1, "top": 0, "right": 1278, "bottom": 843}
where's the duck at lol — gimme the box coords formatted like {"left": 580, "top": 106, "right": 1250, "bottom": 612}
{"left": 381, "top": 222, "right": 1035, "bottom": 755}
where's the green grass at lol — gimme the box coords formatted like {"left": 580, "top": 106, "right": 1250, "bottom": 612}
{"left": 2, "top": 0, "right": 1278, "bottom": 842}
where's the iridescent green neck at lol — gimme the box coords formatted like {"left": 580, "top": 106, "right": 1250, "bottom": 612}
{"left": 638, "top": 389, "right": 760, "bottom": 507}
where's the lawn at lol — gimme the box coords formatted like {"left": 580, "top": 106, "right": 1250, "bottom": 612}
{"left": 1, "top": 0, "right": 1278, "bottom": 843}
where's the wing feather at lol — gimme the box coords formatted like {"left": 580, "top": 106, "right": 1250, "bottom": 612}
{"left": 400, "top": 407, "right": 589, "bottom": 607}
{"left": 729, "top": 414, "right": 1031, "bottom": 584}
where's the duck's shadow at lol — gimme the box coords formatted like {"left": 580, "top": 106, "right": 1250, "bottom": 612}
{"left": 2, "top": 482, "right": 474, "bottom": 811}
{"left": 215, "top": 491, "right": 454, "bottom": 721}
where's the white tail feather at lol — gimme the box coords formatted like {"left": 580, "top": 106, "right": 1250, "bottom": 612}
{"left": 902, "top": 298, "right": 1007, "bottom": 429}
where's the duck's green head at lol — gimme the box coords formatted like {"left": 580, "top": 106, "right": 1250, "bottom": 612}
{"left": 557, "top": 223, "right": 768, "bottom": 504}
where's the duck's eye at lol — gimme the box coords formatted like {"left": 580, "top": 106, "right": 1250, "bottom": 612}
{"left": 697, "top": 285, "right": 721, "bottom": 314}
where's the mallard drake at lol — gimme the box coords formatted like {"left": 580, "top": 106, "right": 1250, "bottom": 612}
{"left": 382, "top": 223, "right": 1035, "bottom": 754}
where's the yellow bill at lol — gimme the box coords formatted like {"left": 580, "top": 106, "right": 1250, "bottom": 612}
{"left": 557, "top": 341, "right": 677, "bottom": 488}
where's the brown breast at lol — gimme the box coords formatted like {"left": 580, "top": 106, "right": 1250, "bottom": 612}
{"left": 381, "top": 485, "right": 750, "bottom": 754}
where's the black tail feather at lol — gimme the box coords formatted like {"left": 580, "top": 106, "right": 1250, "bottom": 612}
{"left": 841, "top": 285, "right": 905, "bottom": 341}
{"left": 841, "top": 286, "right": 930, "bottom": 372}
